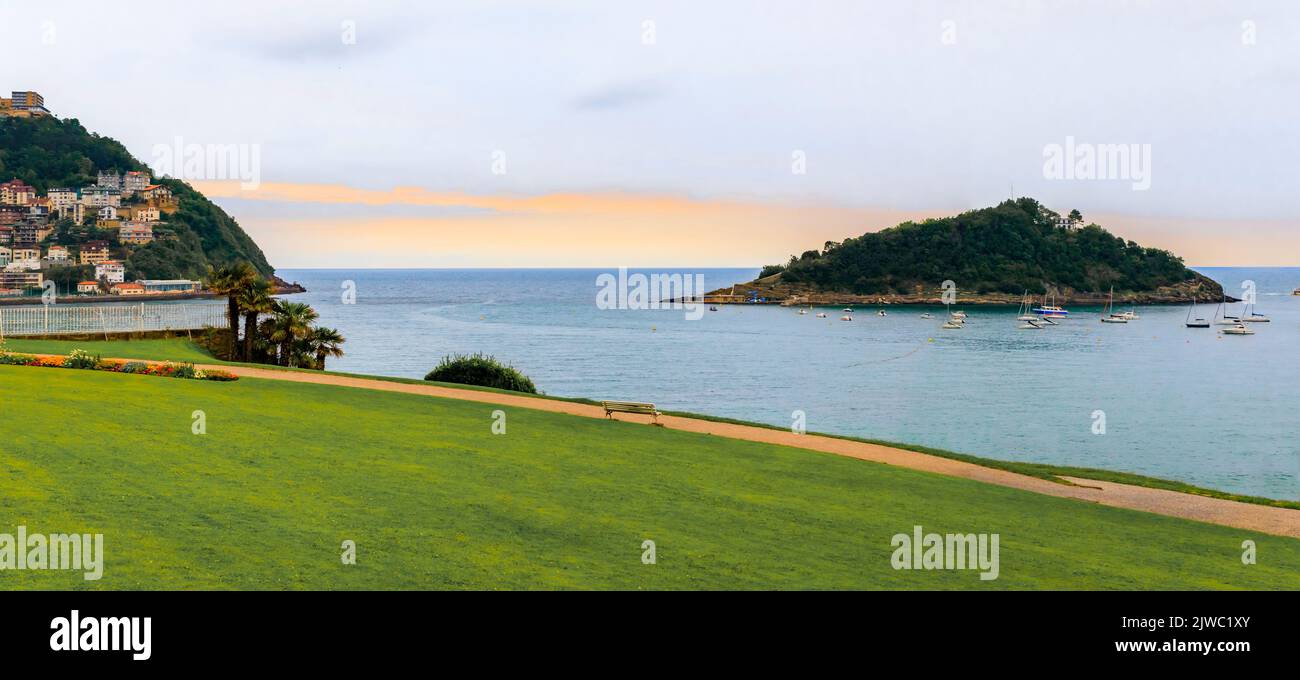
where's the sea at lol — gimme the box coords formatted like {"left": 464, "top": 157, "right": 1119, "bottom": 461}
{"left": 276, "top": 267, "right": 1300, "bottom": 500}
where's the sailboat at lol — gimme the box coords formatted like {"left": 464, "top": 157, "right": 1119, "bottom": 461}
{"left": 1185, "top": 295, "right": 1209, "bottom": 328}
{"left": 1241, "top": 303, "right": 1270, "bottom": 323}
{"left": 1016, "top": 291, "right": 1037, "bottom": 321}
{"left": 876, "top": 309, "right": 887, "bottom": 317}
{"left": 1101, "top": 287, "right": 1127, "bottom": 323}
{"left": 1213, "top": 293, "right": 1240, "bottom": 325}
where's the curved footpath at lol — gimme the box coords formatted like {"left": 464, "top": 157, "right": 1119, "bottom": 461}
{"left": 27, "top": 354, "right": 1300, "bottom": 538}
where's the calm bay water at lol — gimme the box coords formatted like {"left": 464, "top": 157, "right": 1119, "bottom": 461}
{"left": 278, "top": 267, "right": 1300, "bottom": 500}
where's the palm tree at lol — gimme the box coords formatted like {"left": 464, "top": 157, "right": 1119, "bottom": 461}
{"left": 264, "top": 300, "right": 318, "bottom": 367}
{"left": 235, "top": 277, "right": 274, "bottom": 363}
{"left": 306, "top": 327, "right": 346, "bottom": 370}
{"left": 206, "top": 262, "right": 257, "bottom": 360}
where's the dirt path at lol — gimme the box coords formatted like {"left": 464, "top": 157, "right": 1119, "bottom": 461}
{"left": 28, "top": 354, "right": 1300, "bottom": 538}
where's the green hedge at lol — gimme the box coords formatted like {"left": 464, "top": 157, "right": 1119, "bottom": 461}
{"left": 424, "top": 353, "right": 537, "bottom": 394}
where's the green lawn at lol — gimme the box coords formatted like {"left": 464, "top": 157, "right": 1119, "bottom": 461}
{"left": 0, "top": 337, "right": 217, "bottom": 363}
{"left": 1, "top": 364, "right": 1296, "bottom": 590}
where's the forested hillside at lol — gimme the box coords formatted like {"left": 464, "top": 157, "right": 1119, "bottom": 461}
{"left": 765, "top": 198, "right": 1203, "bottom": 296}
{"left": 0, "top": 116, "right": 272, "bottom": 279}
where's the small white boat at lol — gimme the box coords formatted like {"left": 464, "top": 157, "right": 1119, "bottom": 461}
{"left": 1241, "top": 304, "right": 1270, "bottom": 322}
{"left": 843, "top": 308, "right": 854, "bottom": 313}
{"left": 942, "top": 320, "right": 963, "bottom": 329}
{"left": 920, "top": 312, "right": 934, "bottom": 319}
{"left": 1221, "top": 323, "right": 1254, "bottom": 335}
{"left": 876, "top": 309, "right": 887, "bottom": 316}
{"left": 950, "top": 310, "right": 967, "bottom": 319}
{"left": 1100, "top": 287, "right": 1127, "bottom": 323}
{"left": 798, "top": 309, "right": 808, "bottom": 315}
{"left": 1117, "top": 310, "right": 1139, "bottom": 320}
{"left": 840, "top": 315, "right": 853, "bottom": 321}
{"left": 816, "top": 312, "right": 828, "bottom": 318}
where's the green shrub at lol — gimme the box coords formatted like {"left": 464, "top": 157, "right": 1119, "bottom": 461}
{"left": 63, "top": 349, "right": 101, "bottom": 370}
{"left": 424, "top": 353, "right": 537, "bottom": 394}
{"left": 158, "top": 362, "right": 197, "bottom": 379}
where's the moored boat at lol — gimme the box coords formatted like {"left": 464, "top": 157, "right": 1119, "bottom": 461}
{"left": 1185, "top": 295, "right": 1209, "bottom": 328}
{"left": 1241, "top": 304, "right": 1270, "bottom": 322}
{"left": 1033, "top": 292, "right": 1069, "bottom": 317}
{"left": 1100, "top": 287, "right": 1127, "bottom": 323}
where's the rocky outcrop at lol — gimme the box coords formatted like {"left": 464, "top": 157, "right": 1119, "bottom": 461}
{"left": 708, "top": 271, "right": 1232, "bottom": 306}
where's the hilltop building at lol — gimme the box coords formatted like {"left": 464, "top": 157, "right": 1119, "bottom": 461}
{"left": 0, "top": 91, "right": 50, "bottom": 117}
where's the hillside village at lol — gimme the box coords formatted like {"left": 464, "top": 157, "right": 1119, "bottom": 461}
{"left": 0, "top": 90, "right": 202, "bottom": 298}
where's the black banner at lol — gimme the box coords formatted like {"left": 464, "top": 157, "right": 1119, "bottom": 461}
{"left": 0, "top": 590, "right": 1292, "bottom": 669}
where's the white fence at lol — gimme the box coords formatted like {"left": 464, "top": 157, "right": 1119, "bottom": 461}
{"left": 0, "top": 302, "right": 228, "bottom": 338}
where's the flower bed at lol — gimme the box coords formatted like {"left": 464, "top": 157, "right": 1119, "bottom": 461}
{"left": 0, "top": 345, "right": 237, "bottom": 382}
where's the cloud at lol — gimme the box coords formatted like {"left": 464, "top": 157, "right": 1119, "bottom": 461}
{"left": 572, "top": 80, "right": 668, "bottom": 111}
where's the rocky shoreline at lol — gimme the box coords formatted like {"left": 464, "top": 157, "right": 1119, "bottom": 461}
{"left": 704, "top": 273, "right": 1236, "bottom": 306}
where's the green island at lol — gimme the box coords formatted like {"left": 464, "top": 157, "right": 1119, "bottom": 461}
{"left": 715, "top": 199, "right": 1228, "bottom": 306}
{"left": 1, "top": 337, "right": 1296, "bottom": 590}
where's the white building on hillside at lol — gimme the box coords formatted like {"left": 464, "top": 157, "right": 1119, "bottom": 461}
{"left": 95, "top": 260, "right": 125, "bottom": 284}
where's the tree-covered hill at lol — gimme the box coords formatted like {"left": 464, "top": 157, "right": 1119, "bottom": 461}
{"left": 0, "top": 116, "right": 273, "bottom": 279}
{"left": 763, "top": 198, "right": 1214, "bottom": 298}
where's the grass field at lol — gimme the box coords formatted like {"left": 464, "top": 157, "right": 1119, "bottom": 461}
{"left": 1, "top": 363, "right": 1297, "bottom": 589}
{"left": 1, "top": 337, "right": 218, "bottom": 363}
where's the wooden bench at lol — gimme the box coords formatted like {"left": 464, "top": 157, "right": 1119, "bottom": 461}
{"left": 602, "top": 400, "right": 662, "bottom": 424}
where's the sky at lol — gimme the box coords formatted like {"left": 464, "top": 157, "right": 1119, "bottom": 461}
{"left": 3, "top": 1, "right": 1298, "bottom": 268}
